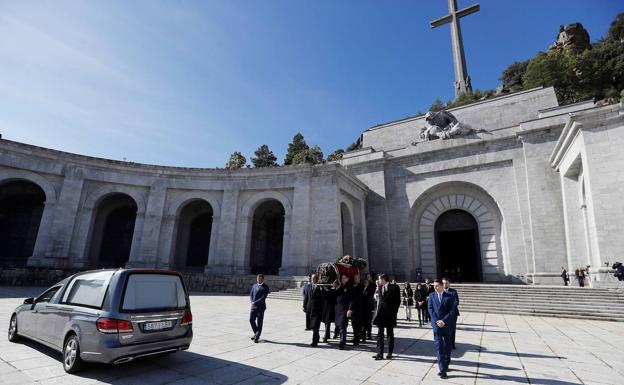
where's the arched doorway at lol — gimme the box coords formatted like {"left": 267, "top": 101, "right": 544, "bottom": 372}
{"left": 340, "top": 202, "right": 354, "bottom": 256}
{"left": 89, "top": 193, "right": 137, "bottom": 268}
{"left": 174, "top": 200, "right": 213, "bottom": 270}
{"left": 250, "top": 199, "right": 285, "bottom": 275}
{"left": 0, "top": 180, "right": 46, "bottom": 267}
{"left": 435, "top": 209, "right": 482, "bottom": 282}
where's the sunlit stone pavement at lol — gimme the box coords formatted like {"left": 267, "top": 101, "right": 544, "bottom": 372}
{"left": 0, "top": 286, "right": 622, "bottom": 384}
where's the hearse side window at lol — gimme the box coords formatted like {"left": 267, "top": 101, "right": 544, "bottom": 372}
{"left": 121, "top": 274, "right": 187, "bottom": 312}
{"left": 61, "top": 271, "right": 114, "bottom": 309}
{"left": 36, "top": 286, "right": 61, "bottom": 303}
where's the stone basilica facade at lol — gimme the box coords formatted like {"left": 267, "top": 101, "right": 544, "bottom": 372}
{"left": 1, "top": 87, "right": 623, "bottom": 284}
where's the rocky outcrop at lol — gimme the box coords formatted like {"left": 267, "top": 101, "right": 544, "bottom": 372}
{"left": 550, "top": 23, "right": 591, "bottom": 54}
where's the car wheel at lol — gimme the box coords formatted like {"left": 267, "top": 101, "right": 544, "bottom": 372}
{"left": 63, "top": 335, "right": 84, "bottom": 373}
{"left": 8, "top": 314, "right": 19, "bottom": 342}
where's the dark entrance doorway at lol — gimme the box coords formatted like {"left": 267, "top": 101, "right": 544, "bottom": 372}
{"left": 435, "top": 209, "right": 482, "bottom": 282}
{"left": 0, "top": 180, "right": 46, "bottom": 267}
{"left": 174, "top": 200, "right": 213, "bottom": 271}
{"left": 89, "top": 194, "right": 137, "bottom": 268}
{"left": 250, "top": 199, "right": 285, "bottom": 275}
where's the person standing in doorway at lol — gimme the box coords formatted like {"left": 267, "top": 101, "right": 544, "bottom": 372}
{"left": 428, "top": 279, "right": 456, "bottom": 379}
{"left": 249, "top": 274, "right": 270, "bottom": 343}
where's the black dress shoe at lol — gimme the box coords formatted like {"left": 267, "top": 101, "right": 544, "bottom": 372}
{"left": 372, "top": 355, "right": 383, "bottom": 360}
{"left": 250, "top": 336, "right": 256, "bottom": 340}
{"left": 310, "top": 342, "right": 318, "bottom": 347}
{"left": 338, "top": 344, "right": 345, "bottom": 350}
{"left": 386, "top": 354, "right": 393, "bottom": 359}
{"left": 439, "top": 371, "right": 448, "bottom": 379}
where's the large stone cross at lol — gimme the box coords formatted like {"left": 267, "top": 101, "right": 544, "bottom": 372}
{"left": 430, "top": 0, "right": 480, "bottom": 98}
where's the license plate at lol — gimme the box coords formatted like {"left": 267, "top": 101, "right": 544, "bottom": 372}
{"left": 144, "top": 321, "right": 172, "bottom": 331}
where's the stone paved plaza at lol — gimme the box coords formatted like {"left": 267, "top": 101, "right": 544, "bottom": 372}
{"left": 0, "top": 287, "right": 622, "bottom": 385}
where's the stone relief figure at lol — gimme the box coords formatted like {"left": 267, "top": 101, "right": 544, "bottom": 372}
{"left": 419, "top": 110, "right": 483, "bottom": 140}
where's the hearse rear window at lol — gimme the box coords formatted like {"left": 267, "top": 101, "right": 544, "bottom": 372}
{"left": 121, "top": 274, "right": 188, "bottom": 312}
{"left": 62, "top": 271, "right": 114, "bottom": 308}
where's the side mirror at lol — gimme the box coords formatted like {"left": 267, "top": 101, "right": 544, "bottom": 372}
{"left": 23, "top": 297, "right": 34, "bottom": 305}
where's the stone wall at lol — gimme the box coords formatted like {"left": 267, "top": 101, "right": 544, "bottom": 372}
{"left": 0, "top": 267, "right": 304, "bottom": 295}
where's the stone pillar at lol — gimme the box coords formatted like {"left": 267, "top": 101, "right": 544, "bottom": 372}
{"left": 281, "top": 175, "right": 311, "bottom": 276}
{"left": 28, "top": 200, "right": 57, "bottom": 267}
{"left": 36, "top": 166, "right": 85, "bottom": 267}
{"left": 132, "top": 180, "right": 168, "bottom": 267}
{"left": 208, "top": 188, "right": 239, "bottom": 274}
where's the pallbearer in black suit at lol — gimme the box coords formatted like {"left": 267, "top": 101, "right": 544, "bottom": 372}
{"left": 442, "top": 277, "right": 460, "bottom": 350}
{"left": 334, "top": 274, "right": 354, "bottom": 350}
{"left": 302, "top": 273, "right": 312, "bottom": 330}
{"left": 428, "top": 279, "right": 456, "bottom": 379}
{"left": 350, "top": 274, "right": 364, "bottom": 346}
{"left": 361, "top": 276, "right": 375, "bottom": 342}
{"left": 372, "top": 274, "right": 401, "bottom": 360}
{"left": 424, "top": 278, "right": 435, "bottom": 322}
{"left": 306, "top": 273, "right": 324, "bottom": 346}
{"left": 322, "top": 282, "right": 337, "bottom": 343}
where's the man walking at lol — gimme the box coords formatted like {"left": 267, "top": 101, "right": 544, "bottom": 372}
{"left": 372, "top": 274, "right": 401, "bottom": 360}
{"left": 361, "top": 276, "right": 375, "bottom": 342}
{"left": 428, "top": 279, "right": 456, "bottom": 379}
{"left": 249, "top": 274, "right": 270, "bottom": 343}
{"left": 306, "top": 273, "right": 324, "bottom": 346}
{"left": 442, "top": 277, "right": 459, "bottom": 350}
{"left": 560, "top": 267, "right": 570, "bottom": 286}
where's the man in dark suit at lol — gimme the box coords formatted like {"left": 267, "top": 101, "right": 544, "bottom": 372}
{"left": 249, "top": 274, "right": 270, "bottom": 343}
{"left": 306, "top": 273, "right": 324, "bottom": 346}
{"left": 334, "top": 274, "right": 353, "bottom": 350}
{"left": 350, "top": 274, "right": 364, "bottom": 346}
{"left": 372, "top": 274, "right": 401, "bottom": 360}
{"left": 442, "top": 277, "right": 459, "bottom": 350}
{"left": 361, "top": 276, "right": 375, "bottom": 342}
{"left": 302, "top": 273, "right": 312, "bottom": 330}
{"left": 428, "top": 279, "right": 456, "bottom": 379}
{"left": 424, "top": 278, "right": 435, "bottom": 322}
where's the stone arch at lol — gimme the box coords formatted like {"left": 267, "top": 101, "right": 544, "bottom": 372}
{"left": 0, "top": 180, "right": 46, "bottom": 266}
{"left": 240, "top": 191, "right": 292, "bottom": 275}
{"left": 86, "top": 192, "right": 140, "bottom": 268}
{"left": 410, "top": 181, "right": 507, "bottom": 282}
{"left": 0, "top": 170, "right": 58, "bottom": 266}
{"left": 172, "top": 198, "right": 215, "bottom": 270}
{"left": 339, "top": 200, "right": 355, "bottom": 257}
{"left": 84, "top": 185, "right": 147, "bottom": 214}
{"left": 0, "top": 169, "right": 57, "bottom": 204}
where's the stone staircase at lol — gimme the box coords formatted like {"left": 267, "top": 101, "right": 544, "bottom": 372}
{"left": 270, "top": 283, "right": 624, "bottom": 322}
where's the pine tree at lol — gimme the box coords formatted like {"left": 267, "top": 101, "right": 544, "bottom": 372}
{"left": 284, "top": 133, "right": 309, "bottom": 165}
{"left": 327, "top": 149, "right": 345, "bottom": 162}
{"left": 225, "top": 151, "right": 246, "bottom": 170}
{"left": 251, "top": 144, "right": 278, "bottom": 168}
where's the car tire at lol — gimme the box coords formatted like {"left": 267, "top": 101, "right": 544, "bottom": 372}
{"left": 63, "top": 335, "right": 84, "bottom": 373}
{"left": 8, "top": 314, "right": 19, "bottom": 342}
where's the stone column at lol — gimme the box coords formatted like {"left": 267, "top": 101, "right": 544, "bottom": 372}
{"left": 132, "top": 180, "right": 168, "bottom": 267}
{"left": 37, "top": 166, "right": 85, "bottom": 267}
{"left": 281, "top": 175, "right": 311, "bottom": 276}
{"left": 28, "top": 200, "right": 57, "bottom": 267}
{"left": 208, "top": 188, "right": 239, "bottom": 274}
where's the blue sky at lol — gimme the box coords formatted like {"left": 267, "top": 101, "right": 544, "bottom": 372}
{"left": 1, "top": 1, "right": 622, "bottom": 167}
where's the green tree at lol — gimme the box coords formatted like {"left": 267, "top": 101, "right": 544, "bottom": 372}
{"left": 327, "top": 149, "right": 345, "bottom": 162}
{"left": 284, "top": 133, "right": 309, "bottom": 165}
{"left": 522, "top": 51, "right": 579, "bottom": 104}
{"left": 429, "top": 97, "right": 446, "bottom": 112}
{"left": 500, "top": 60, "right": 530, "bottom": 91}
{"left": 307, "top": 145, "right": 324, "bottom": 164}
{"left": 607, "top": 12, "right": 624, "bottom": 42}
{"left": 251, "top": 144, "right": 278, "bottom": 168}
{"left": 225, "top": 151, "right": 246, "bottom": 170}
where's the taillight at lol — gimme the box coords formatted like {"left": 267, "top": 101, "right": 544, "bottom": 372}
{"left": 97, "top": 318, "right": 134, "bottom": 333}
{"left": 180, "top": 311, "right": 193, "bottom": 326}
